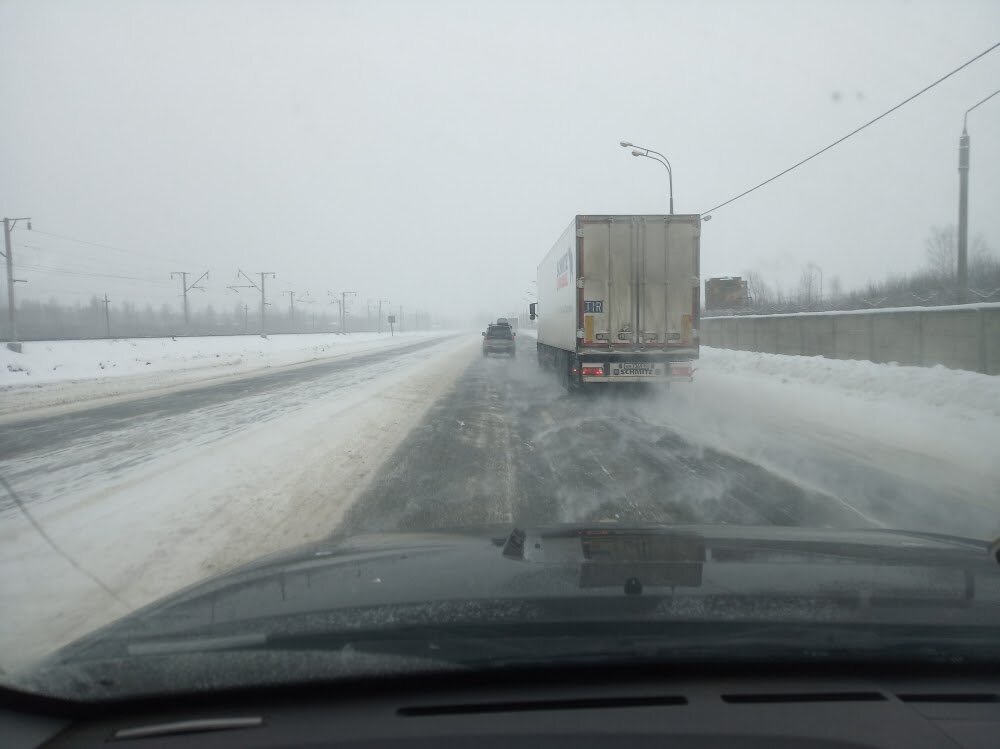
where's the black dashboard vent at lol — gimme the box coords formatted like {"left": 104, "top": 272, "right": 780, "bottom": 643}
{"left": 722, "top": 692, "right": 887, "bottom": 704}
{"left": 400, "top": 695, "right": 686, "bottom": 716}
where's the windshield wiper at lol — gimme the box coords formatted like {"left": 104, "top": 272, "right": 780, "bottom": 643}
{"left": 115, "top": 620, "right": 1000, "bottom": 667}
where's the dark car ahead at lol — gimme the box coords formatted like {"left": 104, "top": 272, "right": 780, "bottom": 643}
{"left": 482, "top": 323, "right": 516, "bottom": 357}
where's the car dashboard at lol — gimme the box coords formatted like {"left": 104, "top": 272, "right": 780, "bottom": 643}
{"left": 6, "top": 664, "right": 1000, "bottom": 748}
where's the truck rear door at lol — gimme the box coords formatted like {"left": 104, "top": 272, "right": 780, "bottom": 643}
{"left": 580, "top": 216, "right": 699, "bottom": 351}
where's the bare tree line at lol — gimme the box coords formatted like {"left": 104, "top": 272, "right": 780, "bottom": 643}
{"left": 2, "top": 298, "right": 438, "bottom": 340}
{"left": 739, "top": 225, "right": 998, "bottom": 314}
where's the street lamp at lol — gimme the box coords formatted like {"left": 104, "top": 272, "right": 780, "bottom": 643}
{"left": 620, "top": 141, "right": 674, "bottom": 214}
{"left": 957, "top": 87, "right": 999, "bottom": 303}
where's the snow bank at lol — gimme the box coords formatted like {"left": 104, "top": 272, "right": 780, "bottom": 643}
{"left": 698, "top": 347, "right": 1000, "bottom": 419}
{"left": 0, "top": 332, "right": 455, "bottom": 416}
{"left": 0, "top": 335, "right": 479, "bottom": 671}
{"left": 702, "top": 301, "right": 1000, "bottom": 320}
{"left": 1, "top": 332, "right": 450, "bottom": 385}
{"left": 650, "top": 346, "right": 1000, "bottom": 540}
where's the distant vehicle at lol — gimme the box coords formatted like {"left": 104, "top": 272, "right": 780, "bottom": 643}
{"left": 482, "top": 323, "right": 516, "bottom": 358}
{"left": 705, "top": 276, "right": 749, "bottom": 312}
{"left": 496, "top": 317, "right": 510, "bottom": 326}
{"left": 531, "top": 214, "right": 700, "bottom": 387}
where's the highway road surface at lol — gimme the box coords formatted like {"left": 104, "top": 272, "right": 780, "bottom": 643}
{"left": 1, "top": 331, "right": 996, "bottom": 670}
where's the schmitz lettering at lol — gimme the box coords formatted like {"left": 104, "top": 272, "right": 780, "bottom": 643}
{"left": 614, "top": 363, "right": 659, "bottom": 375}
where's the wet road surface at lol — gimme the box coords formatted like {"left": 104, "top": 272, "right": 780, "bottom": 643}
{"left": 341, "top": 337, "right": 870, "bottom": 535}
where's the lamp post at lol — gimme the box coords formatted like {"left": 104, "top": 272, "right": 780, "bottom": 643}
{"left": 620, "top": 141, "right": 674, "bottom": 214}
{"left": 957, "top": 88, "right": 999, "bottom": 303}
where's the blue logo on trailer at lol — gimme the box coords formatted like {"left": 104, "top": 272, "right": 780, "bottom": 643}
{"left": 584, "top": 300, "right": 604, "bottom": 313}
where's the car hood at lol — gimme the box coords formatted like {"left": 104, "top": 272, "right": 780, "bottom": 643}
{"left": 21, "top": 523, "right": 1000, "bottom": 700}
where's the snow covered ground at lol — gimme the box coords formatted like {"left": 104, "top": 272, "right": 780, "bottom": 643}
{"left": 696, "top": 346, "right": 1000, "bottom": 419}
{"left": 0, "top": 334, "right": 477, "bottom": 671}
{"left": 0, "top": 331, "right": 455, "bottom": 416}
{"left": 650, "top": 347, "right": 1000, "bottom": 537}
{"left": 2, "top": 336, "right": 997, "bottom": 674}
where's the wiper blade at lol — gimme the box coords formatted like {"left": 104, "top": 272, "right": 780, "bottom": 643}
{"left": 118, "top": 621, "right": 1000, "bottom": 666}
{"left": 127, "top": 632, "right": 266, "bottom": 656}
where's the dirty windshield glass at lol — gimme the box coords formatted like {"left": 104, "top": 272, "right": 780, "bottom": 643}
{"left": 1, "top": 0, "right": 999, "bottom": 701}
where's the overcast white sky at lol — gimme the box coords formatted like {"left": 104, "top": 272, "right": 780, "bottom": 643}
{"left": 2, "top": 0, "right": 998, "bottom": 322}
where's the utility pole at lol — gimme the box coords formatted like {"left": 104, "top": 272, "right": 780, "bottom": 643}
{"left": 228, "top": 270, "right": 275, "bottom": 337}
{"left": 102, "top": 293, "right": 111, "bottom": 338}
{"left": 377, "top": 299, "right": 390, "bottom": 334}
{"left": 367, "top": 301, "right": 372, "bottom": 331}
{"left": 2, "top": 217, "right": 31, "bottom": 350}
{"left": 328, "top": 293, "right": 343, "bottom": 332}
{"left": 398, "top": 305, "right": 403, "bottom": 333}
{"left": 170, "top": 270, "right": 209, "bottom": 328}
{"left": 286, "top": 290, "right": 296, "bottom": 330}
{"left": 958, "top": 88, "right": 999, "bottom": 304}
{"left": 243, "top": 303, "right": 249, "bottom": 332}
{"left": 958, "top": 125, "right": 970, "bottom": 303}
{"left": 341, "top": 291, "right": 356, "bottom": 334}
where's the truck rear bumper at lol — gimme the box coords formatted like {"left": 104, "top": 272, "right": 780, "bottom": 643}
{"left": 582, "top": 374, "right": 693, "bottom": 383}
{"left": 578, "top": 360, "right": 695, "bottom": 383}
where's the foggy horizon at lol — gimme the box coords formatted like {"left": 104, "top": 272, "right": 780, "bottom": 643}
{"left": 2, "top": 0, "right": 999, "bottom": 325}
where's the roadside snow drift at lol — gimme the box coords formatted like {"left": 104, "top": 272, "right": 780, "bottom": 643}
{"left": 697, "top": 346, "right": 1000, "bottom": 418}
{"left": 0, "top": 331, "right": 455, "bottom": 416}
{"left": 0, "top": 335, "right": 477, "bottom": 671}
{"left": 654, "top": 347, "right": 1000, "bottom": 539}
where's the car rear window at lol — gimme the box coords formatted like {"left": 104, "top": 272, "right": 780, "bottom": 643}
{"left": 487, "top": 327, "right": 513, "bottom": 339}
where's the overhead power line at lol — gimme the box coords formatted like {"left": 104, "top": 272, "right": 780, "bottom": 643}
{"left": 27, "top": 228, "right": 198, "bottom": 266}
{"left": 27, "top": 230, "right": 344, "bottom": 295}
{"left": 701, "top": 41, "right": 1000, "bottom": 216}
{"left": 18, "top": 262, "right": 173, "bottom": 284}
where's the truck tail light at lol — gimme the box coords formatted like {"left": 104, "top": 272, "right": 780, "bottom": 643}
{"left": 582, "top": 365, "right": 605, "bottom": 376}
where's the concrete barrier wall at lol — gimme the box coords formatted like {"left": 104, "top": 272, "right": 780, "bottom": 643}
{"left": 700, "top": 303, "right": 1000, "bottom": 375}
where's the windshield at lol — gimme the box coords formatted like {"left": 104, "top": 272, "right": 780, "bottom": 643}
{"left": 1, "top": 0, "right": 1000, "bottom": 702}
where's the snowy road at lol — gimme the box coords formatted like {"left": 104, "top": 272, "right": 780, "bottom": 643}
{"left": 0, "top": 337, "right": 460, "bottom": 513}
{"left": 2, "top": 331, "right": 998, "bottom": 672}
{"left": 342, "top": 339, "right": 999, "bottom": 540}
